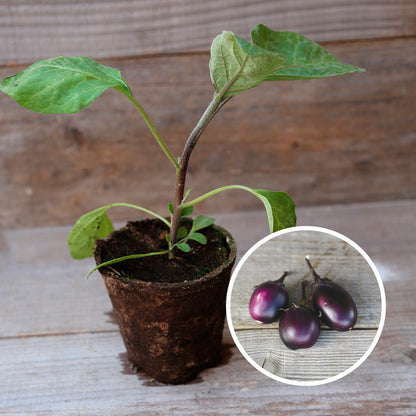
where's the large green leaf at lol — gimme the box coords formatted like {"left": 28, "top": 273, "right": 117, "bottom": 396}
{"left": 209, "top": 31, "right": 284, "bottom": 97}
{"left": 251, "top": 24, "right": 364, "bottom": 80}
{"left": 0, "top": 56, "right": 133, "bottom": 114}
{"left": 68, "top": 205, "right": 114, "bottom": 259}
{"left": 254, "top": 189, "right": 296, "bottom": 232}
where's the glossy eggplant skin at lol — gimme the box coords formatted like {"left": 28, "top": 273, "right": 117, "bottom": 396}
{"left": 279, "top": 306, "right": 320, "bottom": 350}
{"left": 249, "top": 278, "right": 289, "bottom": 324}
{"left": 311, "top": 278, "right": 357, "bottom": 331}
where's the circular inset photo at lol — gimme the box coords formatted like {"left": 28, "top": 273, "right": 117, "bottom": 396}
{"left": 226, "top": 226, "right": 386, "bottom": 386}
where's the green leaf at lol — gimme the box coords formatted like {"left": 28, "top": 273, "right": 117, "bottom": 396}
{"left": 187, "top": 232, "right": 207, "bottom": 245}
{"left": 180, "top": 205, "right": 194, "bottom": 217}
{"left": 177, "top": 226, "right": 188, "bottom": 239}
{"left": 191, "top": 215, "right": 215, "bottom": 232}
{"left": 68, "top": 205, "right": 114, "bottom": 260}
{"left": 177, "top": 242, "right": 191, "bottom": 253}
{"left": 182, "top": 188, "right": 192, "bottom": 203}
{"left": 1, "top": 56, "right": 133, "bottom": 114}
{"left": 165, "top": 233, "right": 171, "bottom": 243}
{"left": 251, "top": 24, "right": 364, "bottom": 80}
{"left": 253, "top": 190, "right": 296, "bottom": 233}
{"left": 209, "top": 31, "right": 284, "bottom": 98}
{"left": 168, "top": 203, "right": 174, "bottom": 215}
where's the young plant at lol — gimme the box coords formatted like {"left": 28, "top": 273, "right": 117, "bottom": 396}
{"left": 1, "top": 24, "right": 364, "bottom": 268}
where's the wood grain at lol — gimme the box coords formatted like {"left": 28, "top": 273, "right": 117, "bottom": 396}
{"left": 0, "top": 201, "right": 415, "bottom": 414}
{"left": 236, "top": 328, "right": 378, "bottom": 381}
{"left": 1, "top": 37, "right": 415, "bottom": 229}
{"left": 0, "top": 200, "right": 411, "bottom": 337}
{"left": 230, "top": 230, "right": 382, "bottom": 329}
{"left": 1, "top": 0, "right": 415, "bottom": 66}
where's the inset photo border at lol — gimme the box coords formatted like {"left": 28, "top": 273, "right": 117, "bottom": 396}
{"left": 226, "top": 226, "right": 386, "bottom": 386}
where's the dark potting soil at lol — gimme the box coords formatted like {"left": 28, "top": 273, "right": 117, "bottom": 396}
{"left": 95, "top": 219, "right": 231, "bottom": 284}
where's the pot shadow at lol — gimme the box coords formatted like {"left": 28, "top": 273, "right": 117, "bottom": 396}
{"left": 117, "top": 341, "right": 234, "bottom": 387}
{"left": 104, "top": 309, "right": 118, "bottom": 326}
{"left": 118, "top": 352, "right": 173, "bottom": 386}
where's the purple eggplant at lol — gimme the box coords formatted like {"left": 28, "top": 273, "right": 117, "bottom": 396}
{"left": 249, "top": 272, "right": 289, "bottom": 323}
{"left": 279, "top": 281, "right": 320, "bottom": 350}
{"left": 306, "top": 257, "right": 357, "bottom": 332}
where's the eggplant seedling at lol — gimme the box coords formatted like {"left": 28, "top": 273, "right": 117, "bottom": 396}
{"left": 306, "top": 256, "right": 357, "bottom": 331}
{"left": 279, "top": 280, "right": 320, "bottom": 350}
{"left": 0, "top": 24, "right": 364, "bottom": 270}
{"left": 249, "top": 271, "right": 290, "bottom": 323}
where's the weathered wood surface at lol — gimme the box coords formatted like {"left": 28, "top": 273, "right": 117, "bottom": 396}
{"left": 229, "top": 230, "right": 382, "bottom": 382}
{"left": 1, "top": 0, "right": 415, "bottom": 66}
{"left": 1, "top": 37, "right": 415, "bottom": 228}
{"left": 0, "top": 199, "right": 412, "bottom": 337}
{"left": 0, "top": 200, "right": 415, "bottom": 414}
{"left": 230, "top": 231, "right": 381, "bottom": 328}
{"left": 235, "top": 329, "right": 378, "bottom": 382}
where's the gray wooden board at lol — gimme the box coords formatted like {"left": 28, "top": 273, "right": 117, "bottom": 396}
{"left": 0, "top": 324, "right": 415, "bottom": 415}
{"left": 0, "top": 199, "right": 413, "bottom": 338}
{"left": 0, "top": 200, "right": 415, "bottom": 414}
{"left": 229, "top": 230, "right": 382, "bottom": 328}
{"left": 235, "top": 328, "right": 378, "bottom": 381}
{"left": 1, "top": 0, "right": 415, "bottom": 65}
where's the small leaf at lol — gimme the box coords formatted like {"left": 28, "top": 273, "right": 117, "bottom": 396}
{"left": 165, "top": 233, "right": 171, "bottom": 243}
{"left": 188, "top": 232, "right": 207, "bottom": 245}
{"left": 251, "top": 24, "right": 364, "bottom": 80}
{"left": 192, "top": 215, "right": 215, "bottom": 232}
{"left": 254, "top": 190, "right": 296, "bottom": 233}
{"left": 1, "top": 56, "right": 133, "bottom": 114}
{"left": 177, "top": 242, "right": 191, "bottom": 253}
{"left": 168, "top": 203, "right": 174, "bottom": 215}
{"left": 177, "top": 226, "right": 188, "bottom": 239}
{"left": 209, "top": 31, "right": 284, "bottom": 97}
{"left": 180, "top": 205, "right": 194, "bottom": 217}
{"left": 68, "top": 205, "right": 114, "bottom": 259}
{"left": 182, "top": 188, "right": 192, "bottom": 203}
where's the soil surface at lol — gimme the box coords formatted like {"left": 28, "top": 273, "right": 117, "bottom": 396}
{"left": 95, "top": 219, "right": 231, "bottom": 283}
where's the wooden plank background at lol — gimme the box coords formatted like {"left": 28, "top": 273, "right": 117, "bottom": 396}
{"left": 1, "top": 1, "right": 416, "bottom": 229}
{"left": 1, "top": 201, "right": 415, "bottom": 414}
{"left": 228, "top": 230, "right": 382, "bottom": 382}
{"left": 1, "top": 0, "right": 415, "bottom": 66}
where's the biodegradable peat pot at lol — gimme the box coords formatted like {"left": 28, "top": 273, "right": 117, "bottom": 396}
{"left": 94, "top": 219, "right": 236, "bottom": 384}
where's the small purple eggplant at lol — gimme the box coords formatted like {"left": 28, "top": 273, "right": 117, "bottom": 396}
{"left": 306, "top": 257, "right": 357, "bottom": 332}
{"left": 249, "top": 272, "right": 290, "bottom": 324}
{"left": 279, "top": 281, "right": 320, "bottom": 350}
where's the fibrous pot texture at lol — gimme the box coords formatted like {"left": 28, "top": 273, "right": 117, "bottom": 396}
{"left": 94, "top": 219, "right": 236, "bottom": 384}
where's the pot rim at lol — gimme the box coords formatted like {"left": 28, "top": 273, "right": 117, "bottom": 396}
{"left": 94, "top": 221, "right": 237, "bottom": 290}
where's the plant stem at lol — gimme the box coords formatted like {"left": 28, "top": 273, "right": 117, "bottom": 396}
{"left": 276, "top": 271, "right": 289, "bottom": 284}
{"left": 170, "top": 93, "right": 228, "bottom": 245}
{"left": 301, "top": 280, "right": 308, "bottom": 306}
{"left": 109, "top": 202, "right": 170, "bottom": 227}
{"left": 182, "top": 184, "right": 258, "bottom": 207}
{"left": 88, "top": 250, "right": 170, "bottom": 278}
{"left": 169, "top": 55, "right": 248, "bottom": 247}
{"left": 305, "top": 257, "right": 321, "bottom": 283}
{"left": 123, "top": 93, "right": 179, "bottom": 171}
